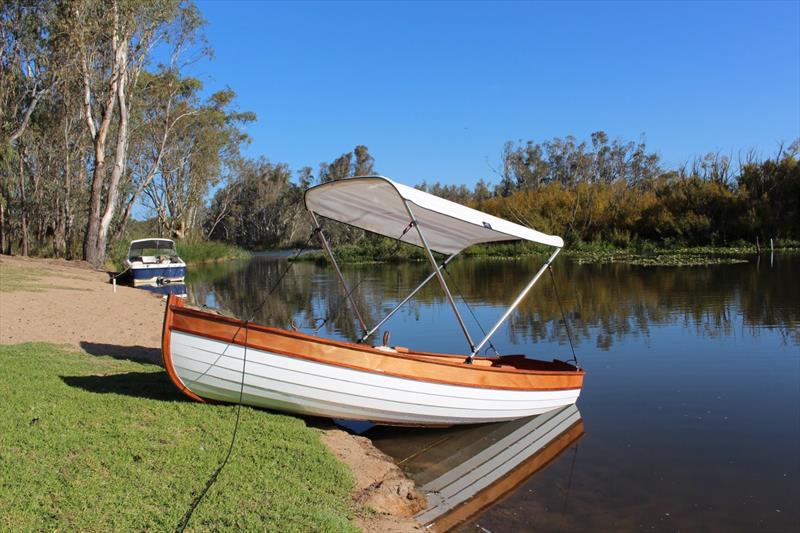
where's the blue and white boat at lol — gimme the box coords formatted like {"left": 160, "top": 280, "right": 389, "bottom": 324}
{"left": 123, "top": 238, "right": 187, "bottom": 284}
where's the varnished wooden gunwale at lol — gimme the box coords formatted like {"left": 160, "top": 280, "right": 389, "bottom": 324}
{"left": 162, "top": 295, "right": 585, "bottom": 393}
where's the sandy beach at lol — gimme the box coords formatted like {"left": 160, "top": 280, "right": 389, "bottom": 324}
{"left": 0, "top": 255, "right": 424, "bottom": 532}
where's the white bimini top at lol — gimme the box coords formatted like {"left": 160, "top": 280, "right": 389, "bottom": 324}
{"left": 304, "top": 176, "right": 563, "bottom": 255}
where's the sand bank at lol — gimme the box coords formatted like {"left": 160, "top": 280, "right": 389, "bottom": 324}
{"left": 0, "top": 254, "right": 424, "bottom": 532}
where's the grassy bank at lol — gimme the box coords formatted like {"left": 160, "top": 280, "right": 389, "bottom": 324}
{"left": 175, "top": 240, "right": 250, "bottom": 264}
{"left": 0, "top": 343, "right": 357, "bottom": 532}
{"left": 107, "top": 238, "right": 250, "bottom": 271}
{"left": 292, "top": 237, "right": 800, "bottom": 266}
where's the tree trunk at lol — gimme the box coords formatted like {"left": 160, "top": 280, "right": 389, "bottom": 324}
{"left": 19, "top": 157, "right": 29, "bottom": 256}
{"left": 0, "top": 201, "right": 5, "bottom": 255}
{"left": 96, "top": 42, "right": 129, "bottom": 266}
{"left": 61, "top": 116, "right": 72, "bottom": 259}
{"left": 81, "top": 33, "right": 121, "bottom": 267}
{"left": 82, "top": 147, "right": 106, "bottom": 266}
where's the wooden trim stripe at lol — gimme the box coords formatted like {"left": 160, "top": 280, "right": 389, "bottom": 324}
{"left": 162, "top": 296, "right": 585, "bottom": 393}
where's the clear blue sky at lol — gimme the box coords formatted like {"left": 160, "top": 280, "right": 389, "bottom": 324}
{"left": 191, "top": 0, "right": 800, "bottom": 187}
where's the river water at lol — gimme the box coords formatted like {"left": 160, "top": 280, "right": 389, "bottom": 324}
{"left": 186, "top": 253, "right": 799, "bottom": 532}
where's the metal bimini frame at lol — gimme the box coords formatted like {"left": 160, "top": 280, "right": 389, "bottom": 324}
{"left": 358, "top": 252, "right": 460, "bottom": 343}
{"left": 469, "top": 247, "right": 560, "bottom": 361}
{"left": 310, "top": 204, "right": 562, "bottom": 364}
{"left": 310, "top": 211, "right": 368, "bottom": 336}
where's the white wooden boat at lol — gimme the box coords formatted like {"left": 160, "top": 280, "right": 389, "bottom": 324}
{"left": 161, "top": 176, "right": 584, "bottom": 426}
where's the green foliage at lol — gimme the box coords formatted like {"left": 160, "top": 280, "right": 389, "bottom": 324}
{"left": 474, "top": 137, "right": 800, "bottom": 248}
{"left": 297, "top": 237, "right": 430, "bottom": 264}
{"left": 175, "top": 239, "right": 250, "bottom": 264}
{"left": 0, "top": 343, "right": 357, "bottom": 532}
{"left": 205, "top": 158, "right": 303, "bottom": 249}
{"left": 206, "top": 146, "right": 380, "bottom": 250}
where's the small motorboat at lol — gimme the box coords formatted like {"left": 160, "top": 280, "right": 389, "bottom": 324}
{"left": 161, "top": 176, "right": 584, "bottom": 426}
{"left": 123, "top": 238, "right": 186, "bottom": 285}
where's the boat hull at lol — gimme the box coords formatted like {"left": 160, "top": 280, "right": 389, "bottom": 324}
{"left": 162, "top": 296, "right": 584, "bottom": 426}
{"left": 130, "top": 265, "right": 186, "bottom": 284}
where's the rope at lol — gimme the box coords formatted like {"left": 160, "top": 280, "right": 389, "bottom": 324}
{"left": 561, "top": 442, "right": 580, "bottom": 512}
{"left": 177, "top": 232, "right": 317, "bottom": 532}
{"left": 331, "top": 274, "right": 369, "bottom": 341}
{"left": 178, "top": 325, "right": 248, "bottom": 532}
{"left": 548, "top": 265, "right": 579, "bottom": 368}
{"left": 443, "top": 265, "right": 500, "bottom": 356}
{"left": 110, "top": 267, "right": 131, "bottom": 281}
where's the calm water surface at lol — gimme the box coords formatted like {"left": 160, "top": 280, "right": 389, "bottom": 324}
{"left": 187, "top": 253, "right": 799, "bottom": 532}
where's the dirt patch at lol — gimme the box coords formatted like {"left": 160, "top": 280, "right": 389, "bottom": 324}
{"left": 0, "top": 254, "right": 426, "bottom": 532}
{"left": 0, "top": 255, "right": 164, "bottom": 363}
{"left": 321, "top": 429, "right": 426, "bottom": 532}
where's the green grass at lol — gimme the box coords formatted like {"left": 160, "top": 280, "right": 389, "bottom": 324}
{"left": 175, "top": 240, "right": 250, "bottom": 265}
{"left": 0, "top": 263, "right": 88, "bottom": 292}
{"left": 0, "top": 343, "right": 357, "bottom": 532}
{"left": 0, "top": 264, "right": 48, "bottom": 292}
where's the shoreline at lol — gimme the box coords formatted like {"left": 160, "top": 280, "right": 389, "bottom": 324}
{"left": 0, "top": 254, "right": 425, "bottom": 532}
{"left": 279, "top": 242, "right": 800, "bottom": 267}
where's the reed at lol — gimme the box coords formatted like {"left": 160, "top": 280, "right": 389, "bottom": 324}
{"left": 174, "top": 240, "right": 250, "bottom": 264}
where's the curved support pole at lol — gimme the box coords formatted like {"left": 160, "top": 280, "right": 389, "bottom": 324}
{"left": 359, "top": 252, "right": 459, "bottom": 343}
{"left": 469, "top": 247, "right": 561, "bottom": 362}
{"left": 310, "top": 211, "right": 368, "bottom": 335}
{"left": 403, "top": 201, "right": 476, "bottom": 353}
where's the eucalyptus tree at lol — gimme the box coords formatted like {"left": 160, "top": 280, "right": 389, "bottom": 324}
{"left": 0, "top": 1, "right": 53, "bottom": 146}
{"left": 62, "top": 0, "right": 203, "bottom": 266}
{"left": 353, "top": 144, "right": 375, "bottom": 176}
{"left": 141, "top": 88, "right": 254, "bottom": 239}
{"left": 0, "top": 0, "right": 55, "bottom": 255}
{"left": 205, "top": 157, "right": 297, "bottom": 247}
{"left": 115, "top": 70, "right": 205, "bottom": 241}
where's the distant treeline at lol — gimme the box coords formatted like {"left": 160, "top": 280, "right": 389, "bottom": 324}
{"left": 481, "top": 134, "right": 800, "bottom": 247}
{"left": 204, "top": 134, "right": 800, "bottom": 250}
{"left": 2, "top": 3, "right": 797, "bottom": 267}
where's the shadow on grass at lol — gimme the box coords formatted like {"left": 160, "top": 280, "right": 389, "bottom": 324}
{"left": 61, "top": 371, "right": 189, "bottom": 402}
{"left": 80, "top": 341, "right": 162, "bottom": 365}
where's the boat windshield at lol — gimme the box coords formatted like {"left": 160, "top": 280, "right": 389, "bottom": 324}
{"left": 128, "top": 239, "right": 178, "bottom": 259}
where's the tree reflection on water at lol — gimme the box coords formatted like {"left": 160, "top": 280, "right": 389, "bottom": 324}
{"left": 186, "top": 254, "right": 799, "bottom": 350}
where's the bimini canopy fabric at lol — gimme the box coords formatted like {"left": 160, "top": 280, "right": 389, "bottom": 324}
{"left": 304, "top": 176, "right": 564, "bottom": 255}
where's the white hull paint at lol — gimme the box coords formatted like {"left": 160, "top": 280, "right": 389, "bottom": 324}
{"left": 170, "top": 330, "right": 581, "bottom": 425}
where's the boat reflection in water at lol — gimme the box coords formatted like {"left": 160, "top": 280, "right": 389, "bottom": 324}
{"left": 135, "top": 282, "right": 187, "bottom": 298}
{"left": 358, "top": 405, "right": 584, "bottom": 531}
